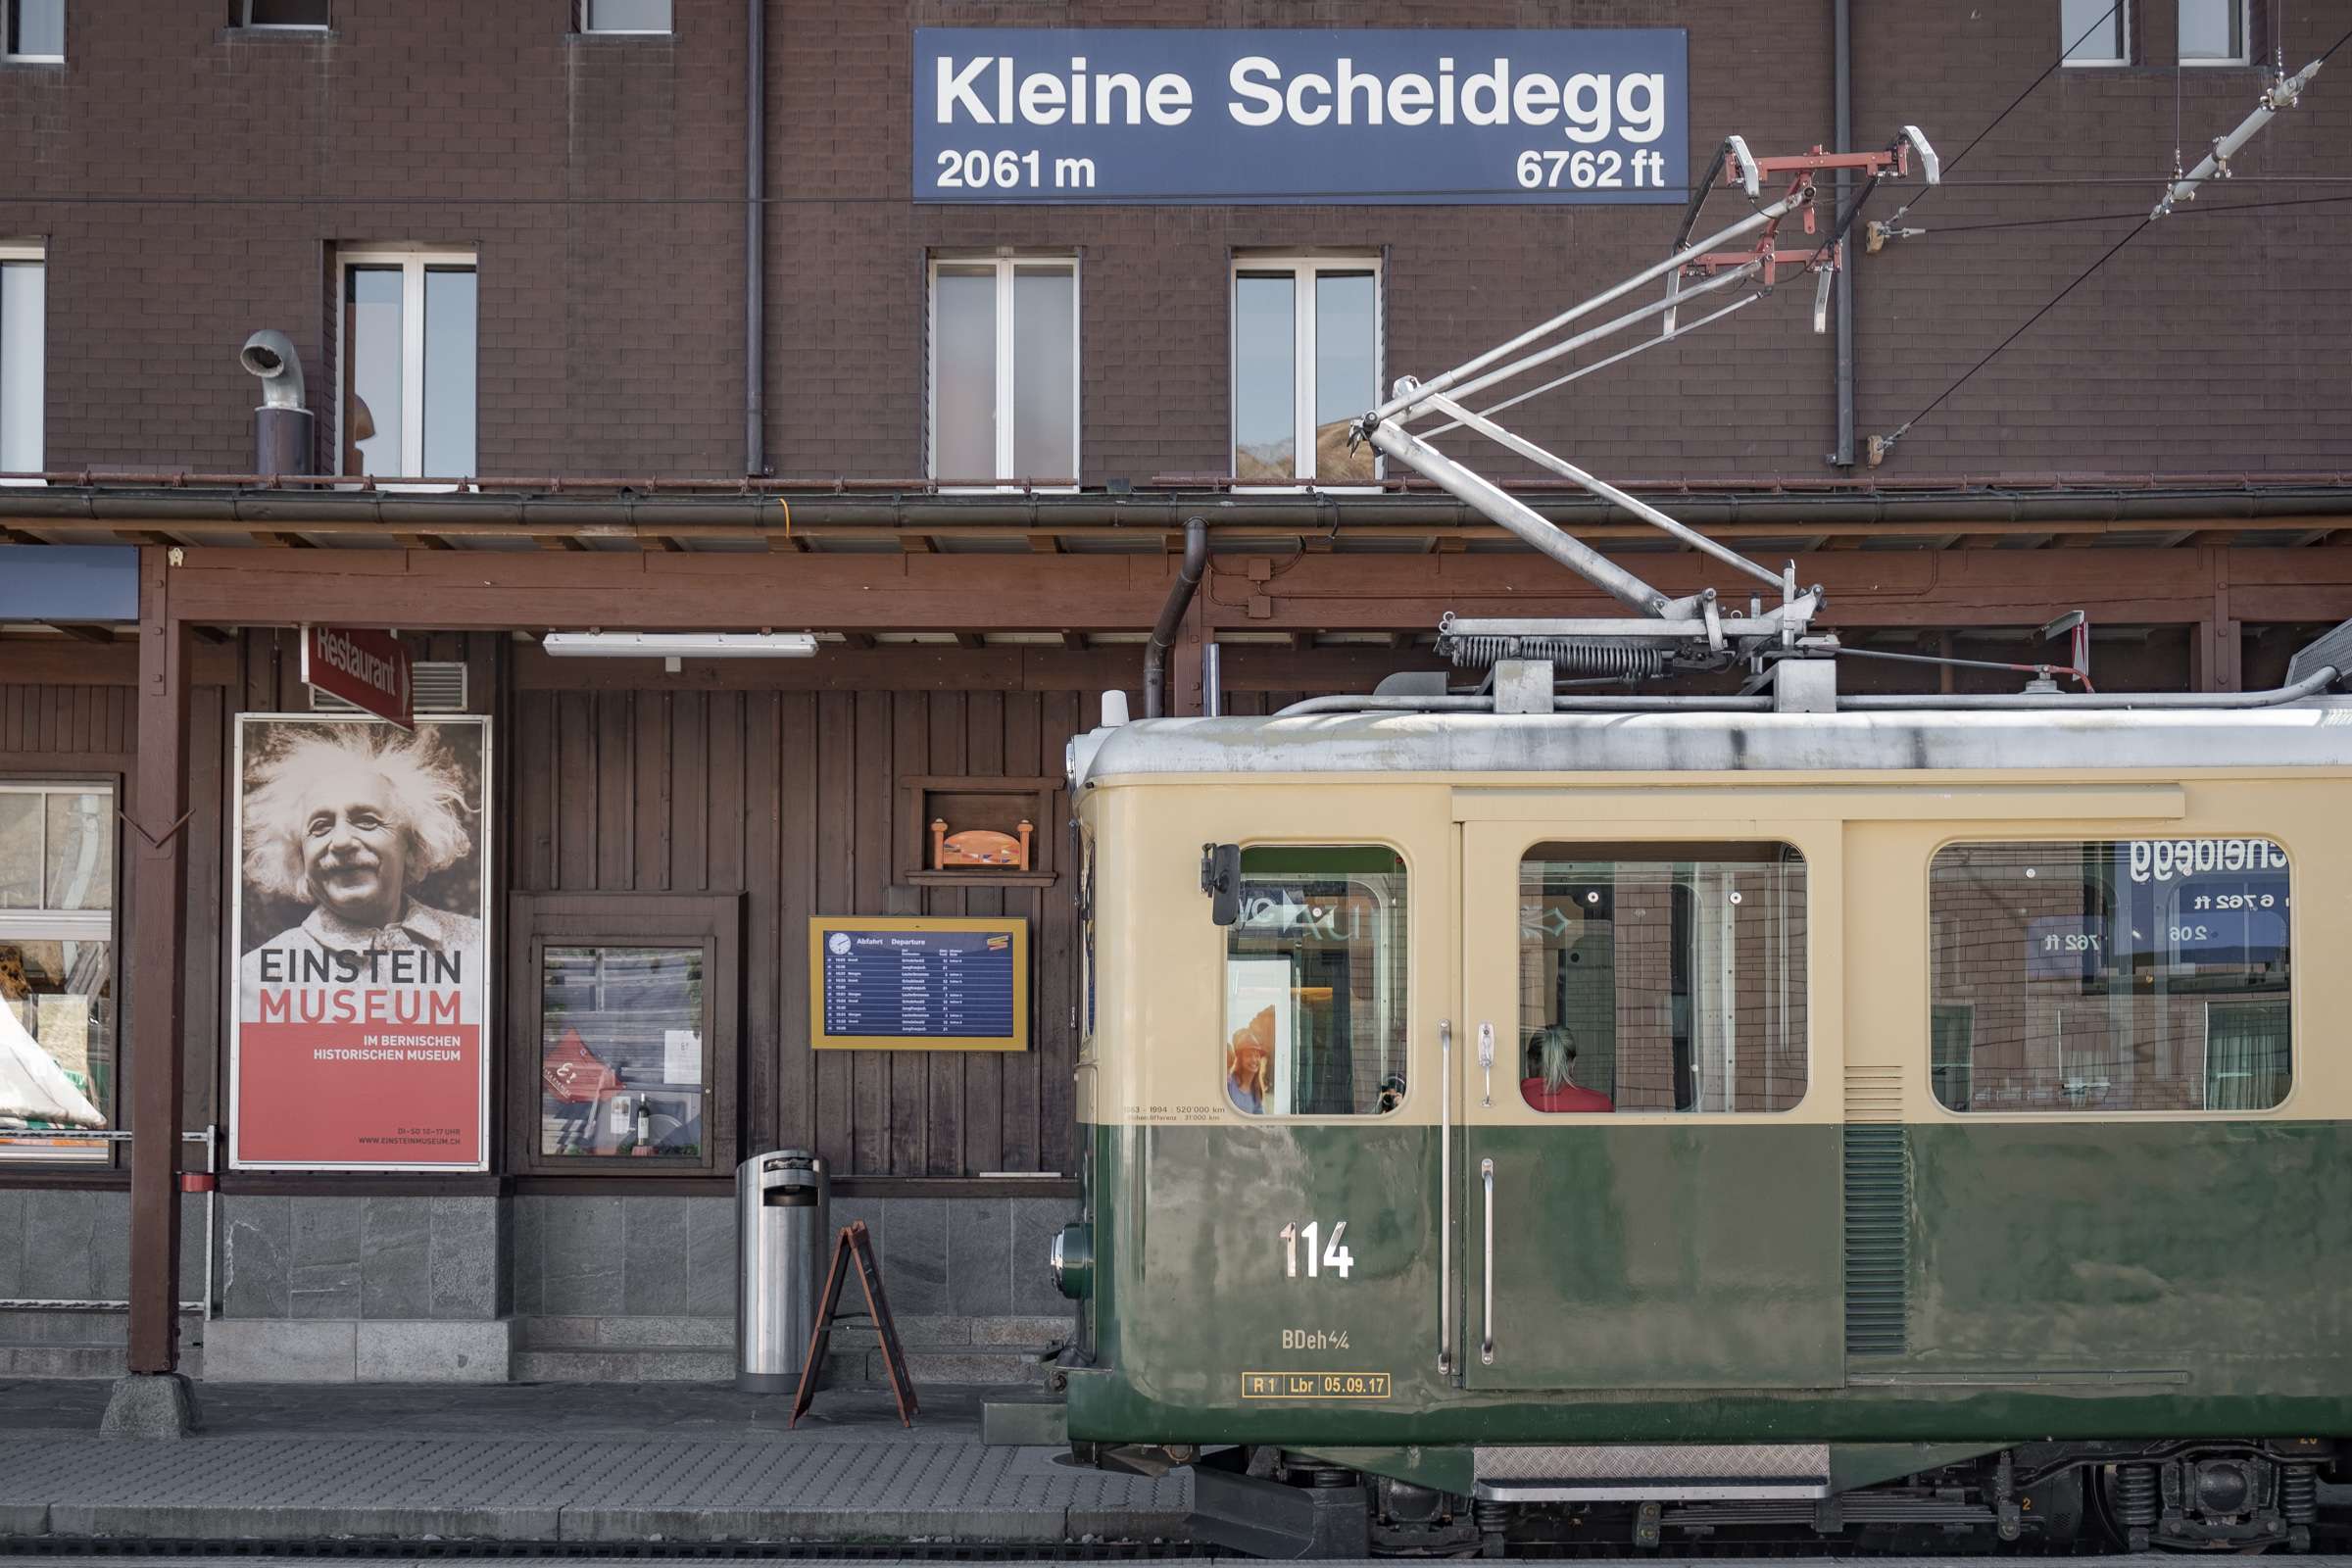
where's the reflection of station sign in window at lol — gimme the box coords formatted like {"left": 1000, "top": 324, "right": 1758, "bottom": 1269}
{"left": 2023, "top": 838, "right": 2291, "bottom": 982}
{"left": 914, "top": 27, "right": 1687, "bottom": 206}
{"left": 808, "top": 916, "right": 1029, "bottom": 1052}
{"left": 2130, "top": 837, "right": 2289, "bottom": 968}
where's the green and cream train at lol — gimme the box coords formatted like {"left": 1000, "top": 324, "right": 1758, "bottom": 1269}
{"left": 1049, "top": 652, "right": 2352, "bottom": 1557}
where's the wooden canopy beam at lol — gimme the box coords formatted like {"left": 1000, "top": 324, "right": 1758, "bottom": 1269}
{"left": 140, "top": 540, "right": 2352, "bottom": 638}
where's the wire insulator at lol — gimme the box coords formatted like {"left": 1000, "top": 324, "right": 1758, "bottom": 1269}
{"left": 1440, "top": 635, "right": 1671, "bottom": 680}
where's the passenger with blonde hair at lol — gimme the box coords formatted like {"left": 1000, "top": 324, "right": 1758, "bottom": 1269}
{"left": 239, "top": 724, "right": 481, "bottom": 971}
{"left": 1521, "top": 1023, "right": 1614, "bottom": 1113}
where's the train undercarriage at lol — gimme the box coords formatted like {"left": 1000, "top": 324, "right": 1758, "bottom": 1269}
{"left": 1157, "top": 1441, "right": 2352, "bottom": 1558}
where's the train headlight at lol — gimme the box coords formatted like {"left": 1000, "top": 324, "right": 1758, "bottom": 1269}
{"left": 1050, "top": 1222, "right": 1094, "bottom": 1299}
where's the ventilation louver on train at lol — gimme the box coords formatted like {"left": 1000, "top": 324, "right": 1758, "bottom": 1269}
{"left": 309, "top": 661, "right": 468, "bottom": 714}
{"left": 1842, "top": 1065, "right": 1910, "bottom": 1358}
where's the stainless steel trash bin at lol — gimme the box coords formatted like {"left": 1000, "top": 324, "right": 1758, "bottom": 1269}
{"left": 736, "top": 1149, "right": 829, "bottom": 1393}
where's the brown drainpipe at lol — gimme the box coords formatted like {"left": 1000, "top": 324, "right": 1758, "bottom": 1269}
{"left": 1142, "top": 516, "right": 1208, "bottom": 717}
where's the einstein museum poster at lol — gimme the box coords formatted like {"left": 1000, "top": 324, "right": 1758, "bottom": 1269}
{"left": 229, "top": 714, "right": 491, "bottom": 1170}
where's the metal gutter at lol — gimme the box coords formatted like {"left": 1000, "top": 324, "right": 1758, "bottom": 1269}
{"left": 744, "top": 0, "right": 766, "bottom": 479}
{"left": 5, "top": 482, "right": 2352, "bottom": 536}
{"left": 1832, "top": 0, "right": 1856, "bottom": 469}
{"left": 1142, "top": 517, "right": 1207, "bottom": 718}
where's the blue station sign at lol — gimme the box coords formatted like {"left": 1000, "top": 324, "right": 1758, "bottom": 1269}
{"left": 914, "top": 27, "right": 1688, "bottom": 205}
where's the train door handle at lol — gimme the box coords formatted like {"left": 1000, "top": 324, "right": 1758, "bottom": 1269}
{"left": 1477, "top": 1021, "right": 1494, "bottom": 1108}
{"left": 1438, "top": 1018, "right": 1452, "bottom": 1377}
{"left": 1480, "top": 1157, "right": 1496, "bottom": 1366}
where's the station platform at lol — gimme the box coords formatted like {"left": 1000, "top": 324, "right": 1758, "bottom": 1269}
{"left": 0, "top": 1379, "right": 1190, "bottom": 1548}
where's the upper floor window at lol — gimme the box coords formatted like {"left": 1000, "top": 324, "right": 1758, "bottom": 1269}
{"left": 240, "top": 0, "right": 327, "bottom": 27}
{"left": 1518, "top": 842, "right": 1808, "bottom": 1114}
{"left": 1222, "top": 846, "right": 1407, "bottom": 1117}
{"left": 581, "top": 0, "right": 670, "bottom": 32}
{"left": 1233, "top": 256, "right": 1380, "bottom": 485}
{"left": 1, "top": 780, "right": 117, "bottom": 1164}
{"left": 0, "top": 247, "right": 42, "bottom": 478}
{"left": 2179, "top": 0, "right": 2247, "bottom": 63}
{"left": 929, "top": 256, "right": 1078, "bottom": 486}
{"left": 1929, "top": 838, "right": 2291, "bottom": 1113}
{"left": 4, "top": 0, "right": 64, "bottom": 61}
{"left": 2061, "top": 0, "right": 2129, "bottom": 64}
{"left": 340, "top": 251, "right": 476, "bottom": 480}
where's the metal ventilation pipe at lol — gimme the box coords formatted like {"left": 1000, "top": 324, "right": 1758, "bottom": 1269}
{"left": 1142, "top": 516, "right": 1209, "bottom": 718}
{"left": 239, "top": 329, "right": 313, "bottom": 475}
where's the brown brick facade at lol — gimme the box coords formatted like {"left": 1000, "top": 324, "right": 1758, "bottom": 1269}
{"left": 2, "top": 2, "right": 2346, "bottom": 485}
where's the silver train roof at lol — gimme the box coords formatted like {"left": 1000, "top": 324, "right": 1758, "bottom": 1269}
{"left": 1072, "top": 703, "right": 2352, "bottom": 788}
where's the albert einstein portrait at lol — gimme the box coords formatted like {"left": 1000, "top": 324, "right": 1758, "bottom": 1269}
{"left": 235, "top": 718, "right": 487, "bottom": 984}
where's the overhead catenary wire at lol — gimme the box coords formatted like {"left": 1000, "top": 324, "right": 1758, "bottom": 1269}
{"left": 1892, "top": 190, "right": 2352, "bottom": 236}
{"left": 1875, "top": 218, "right": 2152, "bottom": 459}
{"left": 1881, "top": 0, "right": 2121, "bottom": 231}
{"left": 1874, "top": 23, "right": 2346, "bottom": 463}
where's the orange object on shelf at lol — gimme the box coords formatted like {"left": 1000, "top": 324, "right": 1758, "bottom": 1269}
{"left": 930, "top": 817, "right": 1033, "bottom": 870}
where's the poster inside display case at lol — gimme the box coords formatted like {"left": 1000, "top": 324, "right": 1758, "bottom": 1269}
{"left": 229, "top": 714, "right": 492, "bottom": 1170}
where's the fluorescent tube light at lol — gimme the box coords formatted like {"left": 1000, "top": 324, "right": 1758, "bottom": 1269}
{"left": 541, "top": 632, "right": 819, "bottom": 659}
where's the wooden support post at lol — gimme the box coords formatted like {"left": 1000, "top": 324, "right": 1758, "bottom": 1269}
{"left": 127, "top": 548, "right": 190, "bottom": 1374}
{"left": 104, "top": 547, "right": 198, "bottom": 1438}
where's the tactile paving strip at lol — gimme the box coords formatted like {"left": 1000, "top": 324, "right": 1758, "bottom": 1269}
{"left": 0, "top": 1439, "right": 1190, "bottom": 1544}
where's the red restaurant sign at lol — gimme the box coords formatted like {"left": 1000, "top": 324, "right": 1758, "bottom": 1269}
{"left": 301, "top": 624, "right": 414, "bottom": 729}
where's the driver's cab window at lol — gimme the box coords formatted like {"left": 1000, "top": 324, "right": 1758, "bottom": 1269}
{"left": 1520, "top": 842, "right": 1807, "bottom": 1113}
{"left": 1223, "top": 846, "right": 1406, "bottom": 1116}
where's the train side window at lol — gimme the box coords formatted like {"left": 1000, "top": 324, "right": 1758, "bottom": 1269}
{"left": 1518, "top": 842, "right": 1808, "bottom": 1114}
{"left": 1928, "top": 839, "right": 2291, "bottom": 1113}
{"left": 1222, "top": 846, "right": 1407, "bottom": 1116}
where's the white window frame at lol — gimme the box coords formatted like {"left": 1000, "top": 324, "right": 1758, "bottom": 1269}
{"left": 1229, "top": 254, "right": 1384, "bottom": 490}
{"left": 2178, "top": 0, "right": 2249, "bottom": 64}
{"left": 238, "top": 0, "right": 329, "bottom": 30}
{"left": 579, "top": 0, "right": 672, "bottom": 35}
{"left": 926, "top": 254, "right": 1081, "bottom": 492}
{"left": 336, "top": 247, "right": 476, "bottom": 488}
{"left": 2, "top": 0, "right": 65, "bottom": 62}
{"left": 0, "top": 242, "right": 44, "bottom": 486}
{"left": 2060, "top": 0, "right": 2131, "bottom": 66}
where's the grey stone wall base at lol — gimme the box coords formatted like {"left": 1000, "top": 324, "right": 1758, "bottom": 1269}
{"left": 204, "top": 1318, "right": 515, "bottom": 1383}
{"left": 98, "top": 1372, "right": 200, "bottom": 1439}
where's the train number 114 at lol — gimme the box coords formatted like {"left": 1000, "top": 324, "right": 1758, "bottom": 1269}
{"left": 1279, "top": 1220, "right": 1354, "bottom": 1279}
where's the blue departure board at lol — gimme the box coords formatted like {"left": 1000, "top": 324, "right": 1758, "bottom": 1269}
{"left": 808, "top": 917, "right": 1029, "bottom": 1052}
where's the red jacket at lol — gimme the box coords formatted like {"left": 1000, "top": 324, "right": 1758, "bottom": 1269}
{"left": 1521, "top": 1077, "right": 1615, "bottom": 1113}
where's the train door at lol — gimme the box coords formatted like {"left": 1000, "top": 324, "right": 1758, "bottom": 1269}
{"left": 1451, "top": 808, "right": 1845, "bottom": 1390}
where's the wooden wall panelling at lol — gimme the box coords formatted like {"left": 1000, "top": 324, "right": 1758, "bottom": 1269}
{"left": 636, "top": 690, "right": 673, "bottom": 892}
{"left": 744, "top": 691, "right": 783, "bottom": 1158}
{"left": 960, "top": 691, "right": 1005, "bottom": 1177}
{"left": 1036, "top": 690, "right": 1081, "bottom": 1176}
{"left": 594, "top": 691, "right": 634, "bottom": 890}
{"left": 180, "top": 686, "right": 223, "bottom": 1130}
{"left": 921, "top": 691, "right": 965, "bottom": 1176}
{"left": 774, "top": 692, "right": 819, "bottom": 1159}
{"left": 812, "top": 690, "right": 856, "bottom": 1171}
{"left": 850, "top": 690, "right": 892, "bottom": 1174}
